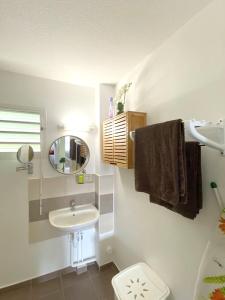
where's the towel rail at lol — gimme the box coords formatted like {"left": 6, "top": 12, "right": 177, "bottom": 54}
{"left": 129, "top": 119, "right": 225, "bottom": 155}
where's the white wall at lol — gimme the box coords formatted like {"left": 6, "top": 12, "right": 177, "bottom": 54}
{"left": 94, "top": 84, "right": 115, "bottom": 175}
{"left": 94, "top": 85, "right": 116, "bottom": 266}
{"left": 0, "top": 70, "right": 96, "bottom": 175}
{"left": 113, "top": 1, "right": 225, "bottom": 299}
{"left": 0, "top": 70, "right": 95, "bottom": 287}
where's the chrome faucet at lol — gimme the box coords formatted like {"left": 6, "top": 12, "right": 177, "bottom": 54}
{"left": 70, "top": 199, "right": 76, "bottom": 211}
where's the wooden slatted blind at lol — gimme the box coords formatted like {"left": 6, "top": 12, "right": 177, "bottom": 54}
{"left": 103, "top": 118, "right": 114, "bottom": 164}
{"left": 113, "top": 113, "right": 128, "bottom": 168}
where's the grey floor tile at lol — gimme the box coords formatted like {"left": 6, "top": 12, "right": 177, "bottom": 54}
{"left": 62, "top": 271, "right": 90, "bottom": 289}
{"left": 64, "top": 277, "right": 98, "bottom": 300}
{"left": 32, "top": 277, "right": 61, "bottom": 299}
{"left": 0, "top": 286, "right": 31, "bottom": 300}
{"left": 0, "top": 263, "right": 118, "bottom": 300}
{"left": 90, "top": 266, "right": 117, "bottom": 300}
{"left": 87, "top": 263, "right": 100, "bottom": 277}
{"left": 37, "top": 291, "right": 64, "bottom": 300}
{"left": 90, "top": 264, "right": 118, "bottom": 280}
{"left": 91, "top": 278, "right": 114, "bottom": 300}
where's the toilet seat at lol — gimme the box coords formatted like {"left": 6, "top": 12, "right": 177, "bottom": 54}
{"left": 112, "top": 262, "right": 170, "bottom": 300}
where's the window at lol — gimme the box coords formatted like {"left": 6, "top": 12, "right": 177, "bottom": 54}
{"left": 0, "top": 109, "right": 41, "bottom": 152}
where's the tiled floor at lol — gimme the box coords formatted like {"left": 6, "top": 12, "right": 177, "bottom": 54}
{"left": 0, "top": 263, "right": 118, "bottom": 300}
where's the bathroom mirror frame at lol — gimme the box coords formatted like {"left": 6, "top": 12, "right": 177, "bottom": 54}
{"left": 48, "top": 135, "right": 90, "bottom": 175}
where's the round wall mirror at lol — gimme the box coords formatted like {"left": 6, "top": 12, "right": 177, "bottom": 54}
{"left": 17, "top": 145, "right": 34, "bottom": 164}
{"left": 48, "top": 135, "right": 90, "bottom": 175}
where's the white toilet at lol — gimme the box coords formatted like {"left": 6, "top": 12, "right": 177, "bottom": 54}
{"left": 112, "top": 262, "right": 170, "bottom": 300}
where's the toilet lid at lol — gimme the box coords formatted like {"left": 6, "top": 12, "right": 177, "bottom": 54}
{"left": 112, "top": 263, "right": 170, "bottom": 300}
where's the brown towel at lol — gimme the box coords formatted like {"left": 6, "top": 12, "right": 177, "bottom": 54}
{"left": 174, "top": 142, "right": 202, "bottom": 219}
{"left": 135, "top": 119, "right": 187, "bottom": 206}
{"left": 151, "top": 142, "right": 202, "bottom": 219}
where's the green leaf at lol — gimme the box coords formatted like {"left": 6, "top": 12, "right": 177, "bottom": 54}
{"left": 204, "top": 275, "right": 225, "bottom": 284}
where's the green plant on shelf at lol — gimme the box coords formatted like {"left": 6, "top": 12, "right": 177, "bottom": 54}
{"left": 59, "top": 157, "right": 66, "bottom": 172}
{"left": 115, "top": 82, "right": 132, "bottom": 114}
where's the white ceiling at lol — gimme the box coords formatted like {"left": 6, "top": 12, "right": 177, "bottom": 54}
{"left": 0, "top": 0, "right": 212, "bottom": 86}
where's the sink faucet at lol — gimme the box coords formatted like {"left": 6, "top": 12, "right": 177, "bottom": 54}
{"left": 70, "top": 199, "right": 76, "bottom": 211}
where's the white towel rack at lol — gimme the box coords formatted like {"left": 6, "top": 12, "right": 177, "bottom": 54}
{"left": 129, "top": 119, "right": 225, "bottom": 155}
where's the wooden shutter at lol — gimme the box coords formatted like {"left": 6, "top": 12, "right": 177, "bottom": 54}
{"left": 113, "top": 113, "right": 128, "bottom": 168}
{"left": 102, "top": 111, "right": 147, "bottom": 169}
{"left": 103, "top": 118, "right": 114, "bottom": 164}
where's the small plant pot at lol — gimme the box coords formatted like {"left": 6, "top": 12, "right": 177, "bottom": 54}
{"left": 117, "top": 102, "right": 124, "bottom": 115}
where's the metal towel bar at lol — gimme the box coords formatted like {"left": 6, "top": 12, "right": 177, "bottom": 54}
{"left": 130, "top": 119, "right": 225, "bottom": 155}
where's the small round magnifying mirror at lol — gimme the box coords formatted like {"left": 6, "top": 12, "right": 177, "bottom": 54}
{"left": 17, "top": 145, "right": 34, "bottom": 164}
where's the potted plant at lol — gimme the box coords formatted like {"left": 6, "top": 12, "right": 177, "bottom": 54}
{"left": 115, "top": 82, "right": 132, "bottom": 114}
{"left": 59, "top": 157, "right": 66, "bottom": 172}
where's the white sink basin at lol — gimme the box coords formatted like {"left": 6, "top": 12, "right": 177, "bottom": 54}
{"left": 49, "top": 204, "right": 99, "bottom": 232}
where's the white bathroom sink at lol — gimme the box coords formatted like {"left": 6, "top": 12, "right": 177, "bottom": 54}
{"left": 49, "top": 204, "right": 99, "bottom": 232}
